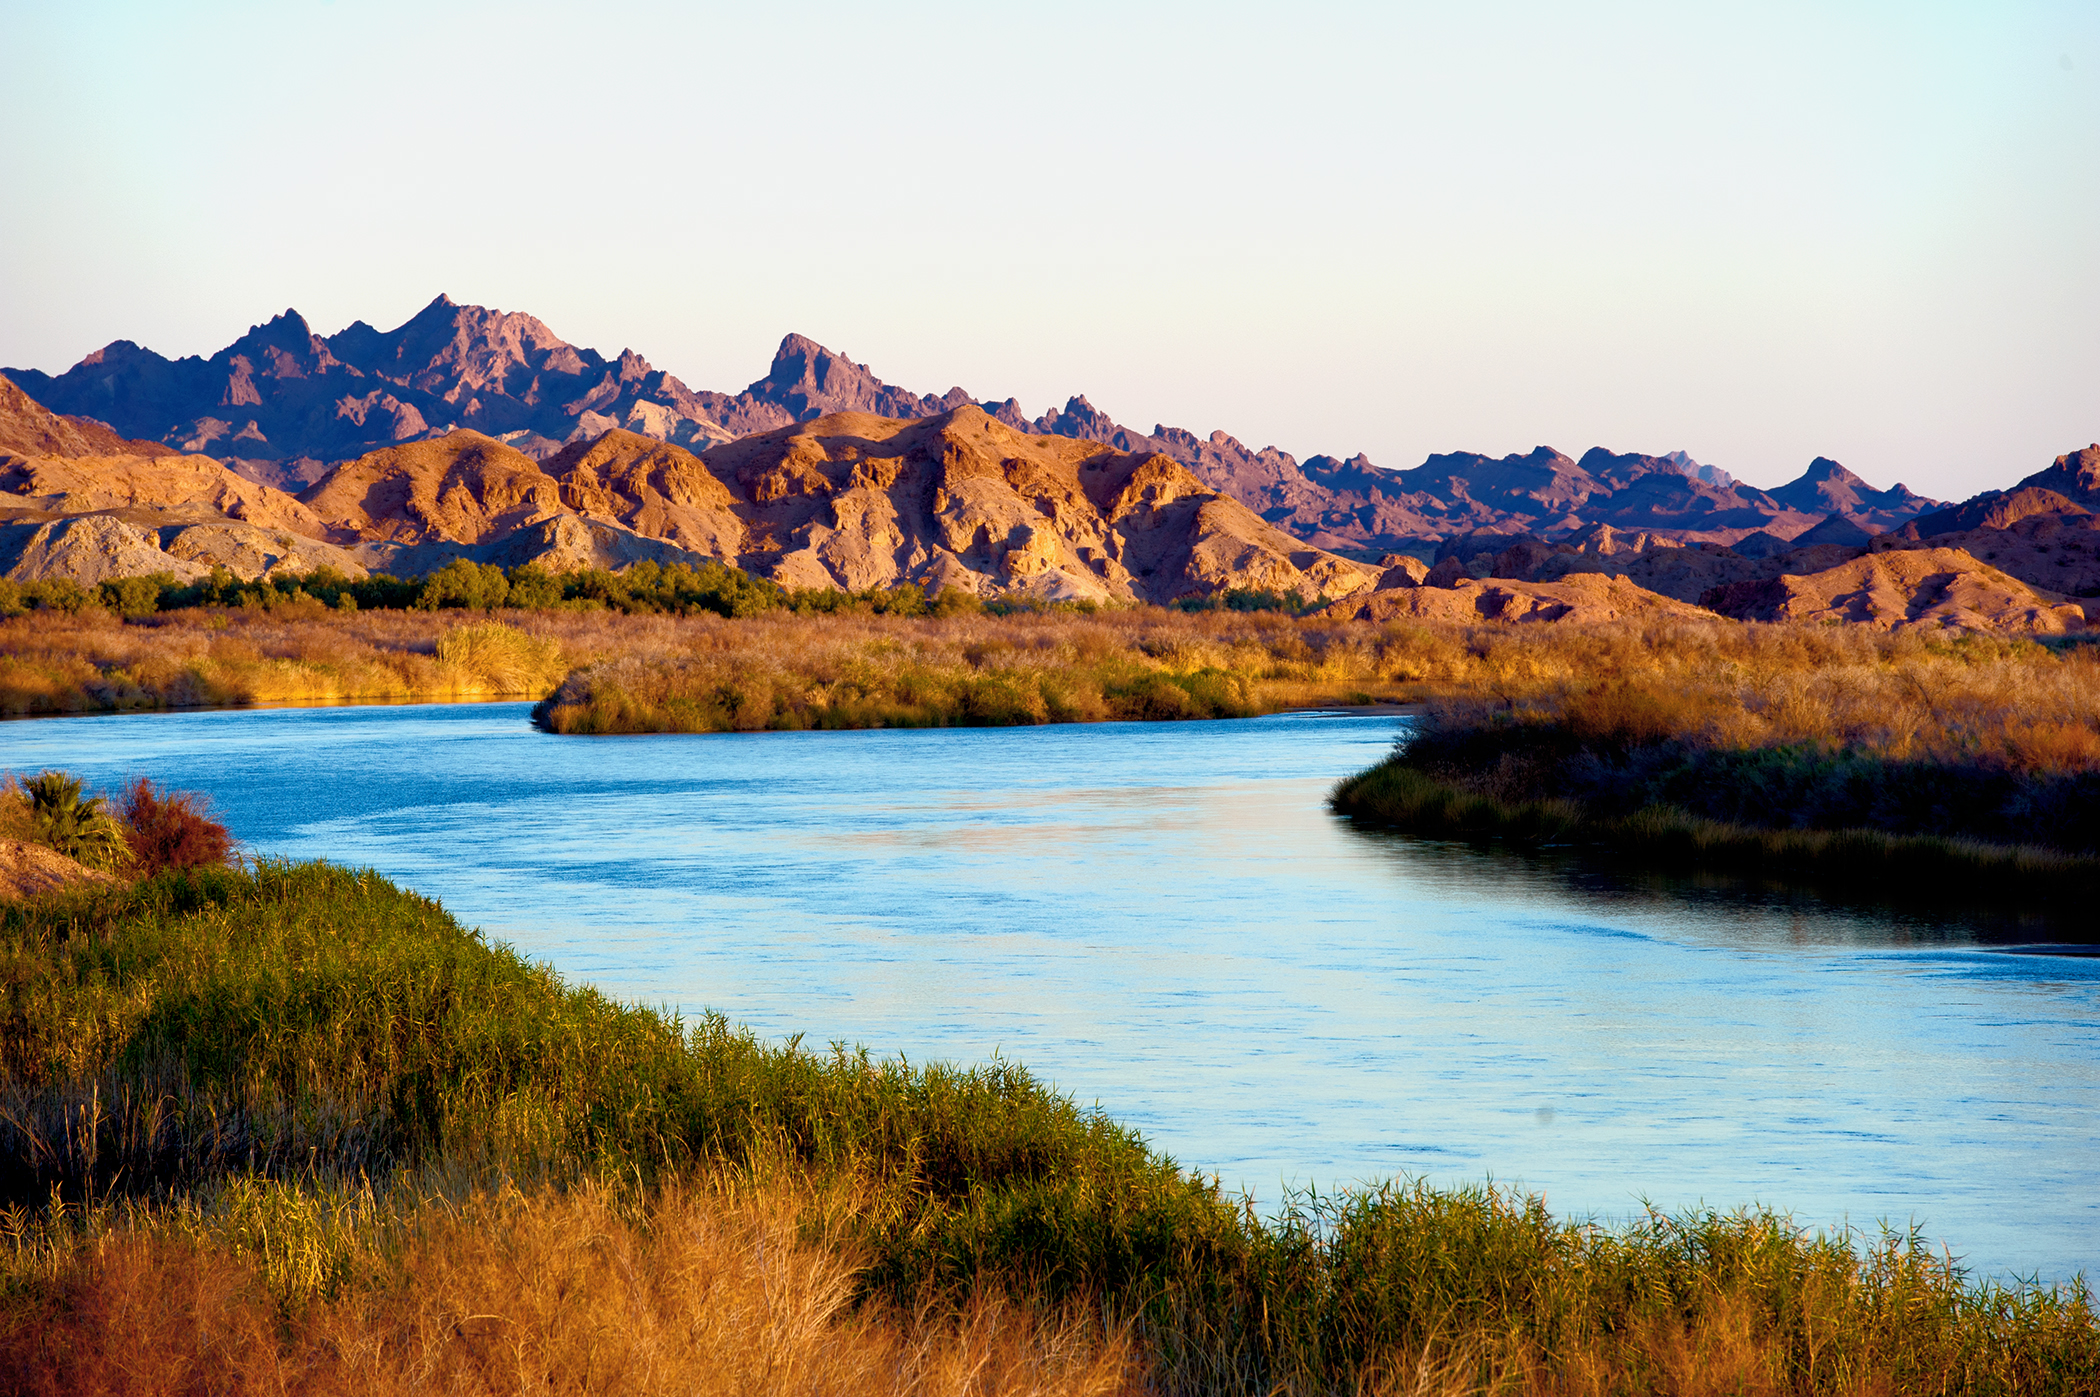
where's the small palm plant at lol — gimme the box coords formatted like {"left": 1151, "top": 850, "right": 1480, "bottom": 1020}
{"left": 23, "top": 771, "right": 132, "bottom": 872}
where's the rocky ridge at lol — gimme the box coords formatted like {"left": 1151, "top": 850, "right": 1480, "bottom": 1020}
{"left": 1, "top": 374, "right": 1377, "bottom": 604}
{"left": 7, "top": 298, "right": 1942, "bottom": 556}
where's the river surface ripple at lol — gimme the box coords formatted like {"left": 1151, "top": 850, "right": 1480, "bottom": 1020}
{"left": 6, "top": 702, "right": 2096, "bottom": 1284}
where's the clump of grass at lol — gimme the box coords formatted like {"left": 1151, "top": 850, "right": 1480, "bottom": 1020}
{"left": 0, "top": 1179, "right": 1142, "bottom": 1397}
{"left": 525, "top": 609, "right": 1402, "bottom": 733}
{"left": 12, "top": 773, "right": 131, "bottom": 873}
{"left": 0, "top": 607, "right": 590, "bottom": 715}
{"left": 1, "top": 864, "right": 2092, "bottom": 1392}
{"left": 432, "top": 622, "right": 567, "bottom": 694}
{"left": 533, "top": 640, "right": 1262, "bottom": 733}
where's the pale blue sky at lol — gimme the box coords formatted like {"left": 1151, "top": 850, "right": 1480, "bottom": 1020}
{"left": 2, "top": 1, "right": 2093, "bottom": 497}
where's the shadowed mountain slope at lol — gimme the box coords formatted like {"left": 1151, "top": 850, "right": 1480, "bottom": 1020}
{"left": 0, "top": 375, "right": 174, "bottom": 460}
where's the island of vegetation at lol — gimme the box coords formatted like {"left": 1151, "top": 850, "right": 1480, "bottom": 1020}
{"left": 1327, "top": 621, "right": 2100, "bottom": 909}
{"left": 0, "top": 774, "right": 2094, "bottom": 1393}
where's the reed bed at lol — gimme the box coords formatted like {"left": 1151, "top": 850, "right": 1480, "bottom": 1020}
{"left": 1331, "top": 623, "right": 2100, "bottom": 897}
{"left": 0, "top": 603, "right": 1416, "bottom": 725}
{"left": 18, "top": 597, "right": 2096, "bottom": 739}
{"left": 2, "top": 1180, "right": 1141, "bottom": 1397}
{"left": 0, "top": 606, "right": 594, "bottom": 714}
{"left": 2, "top": 863, "right": 2091, "bottom": 1393}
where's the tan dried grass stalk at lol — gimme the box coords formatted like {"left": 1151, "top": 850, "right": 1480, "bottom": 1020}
{"left": 0, "top": 1180, "right": 1145, "bottom": 1397}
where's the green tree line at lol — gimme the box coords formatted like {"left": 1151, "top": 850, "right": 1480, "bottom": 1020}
{"left": 1, "top": 561, "right": 1315, "bottom": 623}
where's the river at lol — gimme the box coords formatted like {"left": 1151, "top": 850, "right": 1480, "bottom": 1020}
{"left": 6, "top": 701, "right": 2095, "bottom": 1285}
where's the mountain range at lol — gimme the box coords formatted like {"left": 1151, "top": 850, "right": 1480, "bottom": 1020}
{"left": 5, "top": 296, "right": 2096, "bottom": 635}
{"left": 0, "top": 369, "right": 1376, "bottom": 604}
{"left": 5, "top": 296, "right": 1942, "bottom": 556}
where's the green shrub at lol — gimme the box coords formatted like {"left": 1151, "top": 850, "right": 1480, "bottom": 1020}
{"left": 18, "top": 771, "right": 131, "bottom": 872}
{"left": 414, "top": 558, "right": 510, "bottom": 611}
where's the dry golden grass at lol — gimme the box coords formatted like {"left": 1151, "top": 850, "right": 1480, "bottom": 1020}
{"left": 0, "top": 607, "right": 591, "bottom": 715}
{"left": 1331, "top": 619, "right": 2100, "bottom": 881}
{"left": 1399, "top": 619, "right": 2100, "bottom": 774}
{"left": 0, "top": 604, "right": 1428, "bottom": 723}
{"left": 10, "top": 1178, "right": 2046, "bottom": 1397}
{"left": 0, "top": 1181, "right": 1144, "bottom": 1397}
{"left": 12, "top": 603, "right": 2095, "bottom": 749}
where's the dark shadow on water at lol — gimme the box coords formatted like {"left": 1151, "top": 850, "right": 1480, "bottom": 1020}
{"left": 1333, "top": 817, "right": 2100, "bottom": 954}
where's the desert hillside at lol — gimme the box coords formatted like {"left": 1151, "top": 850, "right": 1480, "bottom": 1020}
{"left": 4, "top": 384, "right": 1380, "bottom": 604}
{"left": 4, "top": 296, "right": 2093, "bottom": 628}
{"left": 5, "top": 298, "right": 1944, "bottom": 557}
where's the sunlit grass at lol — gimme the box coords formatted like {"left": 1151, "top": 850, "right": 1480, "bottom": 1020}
{"left": 2, "top": 864, "right": 2091, "bottom": 1392}
{"left": 1331, "top": 629, "right": 2100, "bottom": 894}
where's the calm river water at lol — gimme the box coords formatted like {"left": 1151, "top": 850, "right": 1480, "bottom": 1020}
{"left": 6, "top": 702, "right": 2096, "bottom": 1285}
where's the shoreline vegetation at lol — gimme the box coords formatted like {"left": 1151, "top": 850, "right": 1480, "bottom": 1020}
{"left": 1329, "top": 622, "right": 2100, "bottom": 908}
{"left": 0, "top": 566, "right": 1426, "bottom": 724}
{"left": 1, "top": 850, "right": 2093, "bottom": 1394}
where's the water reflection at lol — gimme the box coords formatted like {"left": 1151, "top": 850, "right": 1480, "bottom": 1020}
{"left": 3, "top": 703, "right": 2094, "bottom": 1283}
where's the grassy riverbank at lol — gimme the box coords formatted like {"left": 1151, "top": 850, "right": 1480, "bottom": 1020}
{"left": 1331, "top": 630, "right": 2100, "bottom": 902}
{"left": 0, "top": 608, "right": 572, "bottom": 714}
{"left": 3, "top": 864, "right": 2092, "bottom": 1393}
{"left": 1, "top": 604, "right": 1420, "bottom": 725}
{"left": 16, "top": 596, "right": 2092, "bottom": 742}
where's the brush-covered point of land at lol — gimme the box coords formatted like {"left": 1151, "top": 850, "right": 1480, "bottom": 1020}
{"left": 528, "top": 610, "right": 1336, "bottom": 732}
{"left": 1331, "top": 620, "right": 2100, "bottom": 899}
{"left": 0, "top": 606, "right": 571, "bottom": 715}
{"left": 2, "top": 860, "right": 2092, "bottom": 1393}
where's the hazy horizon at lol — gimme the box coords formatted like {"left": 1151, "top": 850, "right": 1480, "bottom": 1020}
{"left": 3, "top": 1, "right": 2093, "bottom": 499}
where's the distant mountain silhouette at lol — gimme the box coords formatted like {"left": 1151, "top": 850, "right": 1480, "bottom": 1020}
{"left": 6, "top": 297, "right": 1944, "bottom": 554}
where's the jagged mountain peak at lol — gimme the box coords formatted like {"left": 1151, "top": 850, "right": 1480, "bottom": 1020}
{"left": 1802, "top": 456, "right": 1870, "bottom": 486}
{"left": 2, "top": 299, "right": 1950, "bottom": 558}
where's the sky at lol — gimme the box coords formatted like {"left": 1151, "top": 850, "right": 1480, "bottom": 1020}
{"left": 1, "top": 1, "right": 2094, "bottom": 499}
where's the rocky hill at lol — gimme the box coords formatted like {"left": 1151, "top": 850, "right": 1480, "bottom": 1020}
{"left": 2, "top": 371, "right": 1376, "bottom": 604}
{"left": 0, "top": 375, "right": 174, "bottom": 460}
{"left": 7, "top": 298, "right": 1943, "bottom": 558}
{"left": 0, "top": 375, "right": 370, "bottom": 584}
{"left": 1700, "top": 547, "right": 2086, "bottom": 634}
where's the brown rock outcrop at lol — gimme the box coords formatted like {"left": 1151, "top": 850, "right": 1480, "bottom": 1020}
{"left": 0, "top": 451, "right": 327, "bottom": 537}
{"left": 1372, "top": 555, "right": 1429, "bottom": 588}
{"left": 298, "top": 431, "right": 567, "bottom": 547}
{"left": 0, "top": 374, "right": 172, "bottom": 459}
{"left": 1316, "top": 573, "right": 1712, "bottom": 624}
{"left": 0, "top": 510, "right": 372, "bottom": 584}
{"left": 1869, "top": 509, "right": 2100, "bottom": 601}
{"left": 1701, "top": 547, "right": 2086, "bottom": 633}
{"left": 541, "top": 429, "right": 747, "bottom": 558}
{"left": 1, "top": 515, "right": 205, "bottom": 584}
{"left": 1533, "top": 540, "right": 1869, "bottom": 604}
{"left": 1422, "top": 557, "right": 1471, "bottom": 588}
{"left": 1909, "top": 486, "right": 2090, "bottom": 537}
{"left": 702, "top": 407, "right": 1376, "bottom": 603}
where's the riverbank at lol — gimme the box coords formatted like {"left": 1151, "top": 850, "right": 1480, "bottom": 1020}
{"left": 1330, "top": 632, "right": 2100, "bottom": 905}
{"left": 15, "top": 602, "right": 2088, "bottom": 742}
{"left": 0, "top": 608, "right": 574, "bottom": 713}
{"left": 2, "top": 604, "right": 1426, "bottom": 725}
{"left": 3, "top": 863, "right": 2092, "bottom": 1393}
